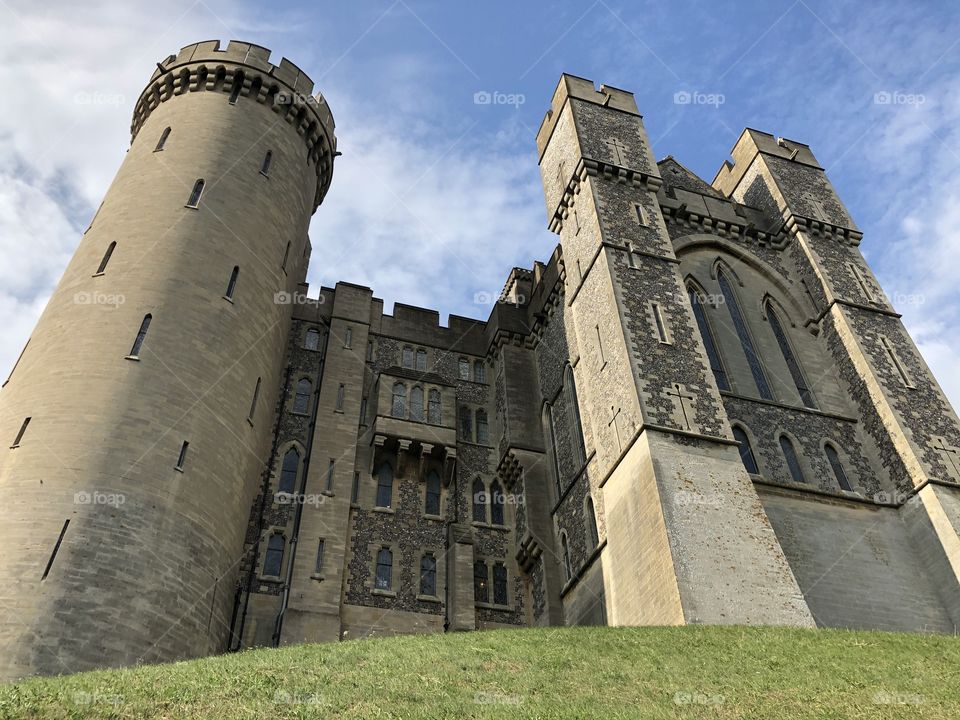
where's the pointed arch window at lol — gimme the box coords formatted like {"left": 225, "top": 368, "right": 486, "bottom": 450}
{"left": 375, "top": 548, "right": 393, "bottom": 590}
{"left": 490, "top": 480, "right": 505, "bottom": 526}
{"left": 474, "top": 360, "right": 485, "bottom": 383}
{"left": 129, "top": 314, "right": 152, "bottom": 358}
{"left": 154, "top": 126, "right": 171, "bottom": 152}
{"left": 224, "top": 265, "right": 239, "bottom": 300}
{"left": 391, "top": 382, "right": 406, "bottom": 418}
{"left": 264, "top": 534, "right": 284, "bottom": 577}
{"left": 459, "top": 406, "right": 473, "bottom": 441}
{"left": 542, "top": 404, "right": 562, "bottom": 500}
{"left": 732, "top": 426, "right": 759, "bottom": 474}
{"left": 718, "top": 269, "right": 772, "bottom": 399}
{"left": 472, "top": 477, "right": 487, "bottom": 523}
{"left": 492, "top": 563, "right": 508, "bottom": 605}
{"left": 585, "top": 496, "right": 599, "bottom": 548}
{"left": 420, "top": 553, "right": 437, "bottom": 596}
{"left": 688, "top": 285, "right": 729, "bottom": 391}
{"left": 375, "top": 464, "right": 394, "bottom": 508}
{"left": 560, "top": 533, "right": 573, "bottom": 581}
{"left": 767, "top": 302, "right": 815, "bottom": 408}
{"left": 293, "top": 379, "right": 312, "bottom": 414}
{"left": 473, "top": 560, "right": 489, "bottom": 602}
{"left": 416, "top": 348, "right": 427, "bottom": 371}
{"left": 409, "top": 386, "right": 424, "bottom": 421}
{"left": 425, "top": 471, "right": 442, "bottom": 516}
{"left": 824, "top": 443, "right": 852, "bottom": 492}
{"left": 428, "top": 389, "right": 442, "bottom": 424}
{"left": 95, "top": 242, "right": 116, "bottom": 275}
{"left": 186, "top": 179, "right": 204, "bottom": 208}
{"left": 779, "top": 435, "right": 806, "bottom": 484}
{"left": 279, "top": 447, "right": 299, "bottom": 493}
{"left": 475, "top": 409, "right": 489, "bottom": 444}
{"left": 564, "top": 366, "right": 586, "bottom": 468}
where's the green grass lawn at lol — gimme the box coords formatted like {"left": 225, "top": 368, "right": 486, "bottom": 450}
{"left": 1, "top": 626, "right": 958, "bottom": 719}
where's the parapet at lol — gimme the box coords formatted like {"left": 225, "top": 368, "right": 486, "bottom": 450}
{"left": 132, "top": 40, "right": 337, "bottom": 210}
{"left": 713, "top": 128, "right": 820, "bottom": 197}
{"left": 536, "top": 74, "right": 640, "bottom": 160}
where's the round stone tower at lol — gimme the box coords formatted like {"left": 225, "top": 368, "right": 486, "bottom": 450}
{"left": 0, "top": 40, "right": 336, "bottom": 680}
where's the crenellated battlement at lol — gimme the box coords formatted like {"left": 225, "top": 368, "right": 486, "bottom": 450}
{"left": 132, "top": 40, "right": 337, "bottom": 210}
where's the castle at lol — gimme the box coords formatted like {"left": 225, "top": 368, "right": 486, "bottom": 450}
{"left": 2, "top": 39, "right": 960, "bottom": 681}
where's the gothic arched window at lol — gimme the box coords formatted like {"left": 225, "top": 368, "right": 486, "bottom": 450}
{"left": 718, "top": 269, "right": 772, "bottom": 399}
{"left": 779, "top": 435, "right": 806, "bottom": 484}
{"left": 420, "top": 553, "right": 437, "bottom": 596}
{"left": 293, "top": 379, "right": 312, "bottom": 414}
{"left": 824, "top": 443, "right": 852, "bottom": 492}
{"left": 96, "top": 242, "right": 116, "bottom": 274}
{"left": 425, "top": 471, "right": 442, "bottom": 516}
{"left": 688, "top": 285, "right": 730, "bottom": 391}
{"left": 564, "top": 366, "right": 587, "bottom": 468}
{"left": 264, "top": 534, "right": 284, "bottom": 577}
{"left": 542, "top": 404, "right": 562, "bottom": 501}
{"left": 732, "top": 426, "right": 759, "bottom": 475}
{"left": 459, "top": 406, "right": 473, "bottom": 441}
{"left": 561, "top": 533, "right": 573, "bottom": 582}
{"left": 279, "top": 447, "right": 299, "bottom": 493}
{"left": 375, "top": 548, "right": 393, "bottom": 590}
{"left": 490, "top": 480, "right": 505, "bottom": 526}
{"left": 129, "top": 314, "right": 152, "bottom": 358}
{"left": 375, "top": 464, "right": 394, "bottom": 508}
{"left": 472, "top": 477, "right": 487, "bottom": 523}
{"left": 473, "top": 560, "right": 489, "bottom": 603}
{"left": 492, "top": 562, "right": 508, "bottom": 605}
{"left": 416, "top": 348, "right": 427, "bottom": 371}
{"left": 409, "top": 386, "right": 424, "bottom": 421}
{"left": 186, "top": 179, "right": 204, "bottom": 208}
{"left": 391, "top": 382, "right": 406, "bottom": 418}
{"left": 476, "top": 409, "right": 489, "bottom": 444}
{"left": 585, "top": 496, "right": 599, "bottom": 549}
{"left": 767, "top": 302, "right": 815, "bottom": 408}
{"left": 428, "top": 389, "right": 442, "bottom": 424}
{"left": 155, "top": 126, "right": 171, "bottom": 152}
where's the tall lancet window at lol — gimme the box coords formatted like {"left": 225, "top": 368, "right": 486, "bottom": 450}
{"left": 717, "top": 269, "right": 772, "bottom": 399}
{"left": 688, "top": 285, "right": 729, "bottom": 391}
{"left": 766, "top": 302, "right": 815, "bottom": 408}
{"left": 779, "top": 435, "right": 806, "bottom": 484}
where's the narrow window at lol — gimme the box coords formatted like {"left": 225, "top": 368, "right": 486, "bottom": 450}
{"left": 825, "top": 443, "right": 852, "bottom": 492}
{"left": 409, "top": 386, "right": 424, "bottom": 421}
{"left": 689, "top": 287, "right": 729, "bottom": 391}
{"left": 375, "top": 464, "right": 393, "bottom": 508}
{"left": 474, "top": 360, "right": 486, "bottom": 383}
{"left": 391, "top": 382, "right": 406, "bottom": 418}
{"left": 264, "top": 534, "right": 284, "bottom": 577}
{"left": 128, "top": 314, "right": 152, "bottom": 358}
{"left": 336, "top": 383, "right": 345, "bottom": 411}
{"left": 351, "top": 471, "right": 360, "bottom": 504}
{"left": 652, "top": 302, "right": 668, "bottom": 343}
{"left": 635, "top": 203, "right": 648, "bottom": 226}
{"left": 11, "top": 417, "right": 30, "bottom": 448}
{"left": 543, "top": 404, "right": 562, "bottom": 500}
{"left": 732, "top": 426, "right": 759, "bottom": 474}
{"left": 344, "top": 327, "right": 353, "bottom": 348}
{"left": 420, "top": 554, "right": 437, "bottom": 596}
{"left": 41, "top": 519, "right": 70, "bottom": 581}
{"left": 627, "top": 242, "right": 638, "bottom": 269}
{"left": 402, "top": 346, "right": 414, "bottom": 369}
{"left": 224, "top": 265, "right": 239, "bottom": 300}
{"left": 718, "top": 269, "right": 772, "bottom": 399}
{"left": 279, "top": 448, "right": 299, "bottom": 493}
{"left": 359, "top": 397, "right": 367, "bottom": 424}
{"left": 767, "top": 303, "right": 815, "bottom": 408}
{"left": 849, "top": 263, "right": 875, "bottom": 301}
{"left": 95, "top": 242, "right": 116, "bottom": 275}
{"left": 492, "top": 563, "right": 508, "bottom": 605}
{"left": 186, "top": 179, "right": 204, "bottom": 208}
{"left": 779, "top": 435, "right": 805, "bottom": 484}
{"left": 304, "top": 328, "right": 321, "bottom": 351}
{"left": 561, "top": 533, "right": 573, "bottom": 581}
{"left": 248, "top": 377, "right": 261, "bottom": 422}
{"left": 281, "top": 241, "right": 291, "bottom": 272}
{"left": 416, "top": 349, "right": 427, "bottom": 371}
{"left": 293, "top": 379, "right": 312, "bottom": 414}
{"left": 367, "top": 340, "right": 374, "bottom": 361}
{"left": 428, "top": 389, "right": 442, "bottom": 424}
{"left": 585, "top": 496, "right": 599, "bottom": 548}
{"left": 473, "top": 561, "right": 489, "bottom": 603}
{"left": 458, "top": 358, "right": 470, "bottom": 380}
{"left": 476, "top": 409, "right": 489, "bottom": 444}
{"left": 325, "top": 459, "right": 335, "bottom": 492}
{"left": 490, "top": 480, "right": 504, "bottom": 525}
{"left": 459, "top": 406, "right": 473, "bottom": 441}
{"left": 375, "top": 548, "right": 393, "bottom": 590}
{"left": 154, "top": 126, "right": 171, "bottom": 152}
{"left": 880, "top": 336, "right": 914, "bottom": 388}
{"left": 314, "top": 539, "right": 326, "bottom": 575}
{"left": 472, "top": 477, "right": 487, "bottom": 523}
{"left": 228, "top": 70, "right": 244, "bottom": 104}
{"left": 260, "top": 150, "right": 272, "bottom": 176}
{"left": 425, "top": 471, "right": 441, "bottom": 516}
{"left": 175, "top": 440, "right": 189, "bottom": 470}
{"left": 564, "top": 366, "right": 587, "bottom": 468}
{"left": 595, "top": 325, "right": 606, "bottom": 366}
{"left": 3, "top": 339, "right": 29, "bottom": 387}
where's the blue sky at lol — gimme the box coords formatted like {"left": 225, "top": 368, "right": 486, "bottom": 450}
{"left": 1, "top": 0, "right": 958, "bottom": 407}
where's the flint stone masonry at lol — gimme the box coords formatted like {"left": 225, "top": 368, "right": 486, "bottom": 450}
{"left": 3, "top": 53, "right": 960, "bottom": 681}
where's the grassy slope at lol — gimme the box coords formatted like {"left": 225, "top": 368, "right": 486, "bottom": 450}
{"left": 1, "top": 626, "right": 958, "bottom": 719}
